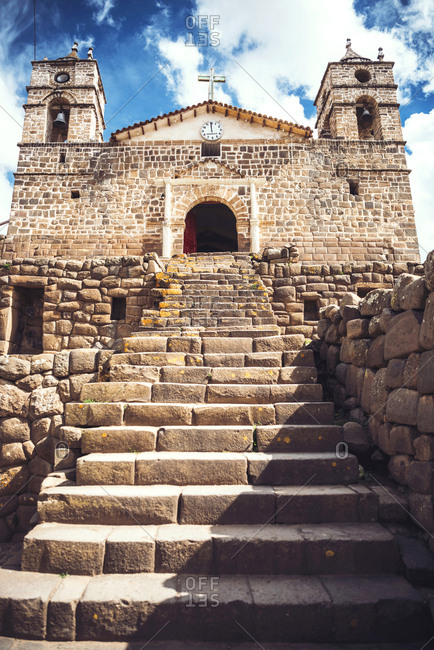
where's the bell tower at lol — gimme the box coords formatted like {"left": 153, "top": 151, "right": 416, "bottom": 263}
{"left": 314, "top": 40, "right": 403, "bottom": 141}
{"left": 22, "top": 42, "right": 106, "bottom": 143}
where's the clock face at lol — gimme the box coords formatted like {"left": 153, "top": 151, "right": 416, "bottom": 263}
{"left": 201, "top": 121, "right": 223, "bottom": 141}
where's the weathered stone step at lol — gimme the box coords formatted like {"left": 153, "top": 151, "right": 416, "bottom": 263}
{"left": 66, "top": 400, "right": 334, "bottom": 428}
{"left": 79, "top": 423, "right": 341, "bottom": 454}
{"left": 135, "top": 327, "right": 280, "bottom": 338}
{"left": 157, "top": 365, "right": 316, "bottom": 384}
{"left": 109, "top": 349, "right": 313, "bottom": 371}
{"left": 22, "top": 522, "right": 398, "bottom": 576}
{"left": 0, "top": 568, "right": 427, "bottom": 641}
{"left": 75, "top": 452, "right": 358, "bottom": 486}
{"left": 37, "top": 484, "right": 377, "bottom": 526}
{"left": 80, "top": 381, "right": 322, "bottom": 404}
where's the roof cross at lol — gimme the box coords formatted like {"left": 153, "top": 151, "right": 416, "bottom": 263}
{"left": 198, "top": 67, "right": 226, "bottom": 101}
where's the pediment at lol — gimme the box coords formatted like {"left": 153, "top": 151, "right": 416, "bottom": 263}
{"left": 110, "top": 100, "right": 312, "bottom": 143}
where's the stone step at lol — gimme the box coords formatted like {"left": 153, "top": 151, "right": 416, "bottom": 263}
{"left": 135, "top": 327, "right": 280, "bottom": 338}
{"left": 65, "top": 400, "right": 334, "bottom": 428}
{"left": 1, "top": 568, "right": 427, "bottom": 642}
{"left": 109, "top": 349, "right": 313, "bottom": 370}
{"left": 157, "top": 365, "right": 317, "bottom": 384}
{"left": 75, "top": 452, "right": 358, "bottom": 486}
{"left": 80, "top": 382, "right": 323, "bottom": 404}
{"left": 79, "top": 423, "right": 341, "bottom": 454}
{"left": 22, "top": 522, "right": 399, "bottom": 576}
{"left": 38, "top": 484, "right": 377, "bottom": 526}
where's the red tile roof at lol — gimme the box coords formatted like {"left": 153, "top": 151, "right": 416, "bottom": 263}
{"left": 110, "top": 100, "right": 313, "bottom": 140}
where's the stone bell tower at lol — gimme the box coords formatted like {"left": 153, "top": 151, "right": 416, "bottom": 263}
{"left": 314, "top": 39, "right": 403, "bottom": 141}
{"left": 21, "top": 42, "right": 106, "bottom": 143}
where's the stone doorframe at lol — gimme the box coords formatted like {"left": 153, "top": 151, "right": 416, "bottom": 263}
{"left": 161, "top": 179, "right": 266, "bottom": 258}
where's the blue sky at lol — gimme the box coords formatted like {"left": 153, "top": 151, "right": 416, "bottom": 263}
{"left": 0, "top": 0, "right": 433, "bottom": 258}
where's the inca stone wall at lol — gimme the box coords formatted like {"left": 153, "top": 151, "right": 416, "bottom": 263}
{"left": 317, "top": 250, "right": 434, "bottom": 532}
{"left": 0, "top": 137, "right": 418, "bottom": 262}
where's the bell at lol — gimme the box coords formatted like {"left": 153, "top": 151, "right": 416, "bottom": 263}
{"left": 53, "top": 111, "right": 68, "bottom": 130}
{"left": 361, "top": 108, "right": 372, "bottom": 123}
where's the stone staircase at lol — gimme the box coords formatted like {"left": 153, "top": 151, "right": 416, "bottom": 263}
{"left": 12, "top": 253, "right": 431, "bottom": 642}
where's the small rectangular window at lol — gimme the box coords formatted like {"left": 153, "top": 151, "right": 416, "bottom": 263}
{"left": 111, "top": 297, "right": 126, "bottom": 320}
{"left": 349, "top": 181, "right": 359, "bottom": 196}
{"left": 304, "top": 300, "right": 319, "bottom": 322}
{"left": 201, "top": 142, "right": 220, "bottom": 157}
{"left": 59, "top": 152, "right": 66, "bottom": 163}
{"left": 71, "top": 190, "right": 80, "bottom": 199}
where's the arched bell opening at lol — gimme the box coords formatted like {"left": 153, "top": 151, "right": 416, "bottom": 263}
{"left": 46, "top": 97, "right": 70, "bottom": 143}
{"left": 183, "top": 202, "right": 238, "bottom": 253}
{"left": 356, "top": 96, "right": 381, "bottom": 140}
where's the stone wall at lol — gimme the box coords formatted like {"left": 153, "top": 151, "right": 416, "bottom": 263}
{"left": 317, "top": 250, "right": 434, "bottom": 532}
{"left": 1, "top": 137, "right": 419, "bottom": 262}
{"left": 0, "top": 348, "right": 106, "bottom": 541}
{"left": 254, "top": 247, "right": 423, "bottom": 337}
{"left": 0, "top": 255, "right": 162, "bottom": 354}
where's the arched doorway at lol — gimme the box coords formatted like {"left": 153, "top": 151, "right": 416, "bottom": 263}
{"left": 183, "top": 202, "right": 238, "bottom": 253}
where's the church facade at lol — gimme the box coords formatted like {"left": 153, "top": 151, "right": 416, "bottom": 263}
{"left": 0, "top": 40, "right": 419, "bottom": 262}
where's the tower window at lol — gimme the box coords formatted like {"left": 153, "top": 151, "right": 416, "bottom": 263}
{"left": 71, "top": 190, "right": 80, "bottom": 199}
{"left": 355, "top": 69, "right": 371, "bottom": 83}
{"left": 201, "top": 142, "right": 220, "bottom": 157}
{"left": 55, "top": 72, "right": 70, "bottom": 83}
{"left": 349, "top": 180, "right": 359, "bottom": 196}
{"left": 111, "top": 298, "right": 126, "bottom": 320}
{"left": 59, "top": 152, "right": 66, "bottom": 163}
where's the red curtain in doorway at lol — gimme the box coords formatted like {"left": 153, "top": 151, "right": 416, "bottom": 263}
{"left": 183, "top": 211, "right": 197, "bottom": 253}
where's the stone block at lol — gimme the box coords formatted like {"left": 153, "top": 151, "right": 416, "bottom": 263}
{"left": 424, "top": 250, "right": 434, "bottom": 292}
{"left": 420, "top": 292, "right": 434, "bottom": 349}
{"left": 399, "top": 277, "right": 428, "bottom": 310}
{"left": 366, "top": 334, "right": 385, "bottom": 368}
{"left": 409, "top": 493, "right": 434, "bottom": 532}
{"left": 0, "top": 417, "right": 30, "bottom": 443}
{"left": 345, "top": 364, "right": 364, "bottom": 400}
{"left": 167, "top": 337, "right": 201, "bottom": 354}
{"left": 0, "top": 384, "right": 30, "bottom": 418}
{"left": 77, "top": 453, "right": 136, "bottom": 485}
{"left": 403, "top": 352, "right": 419, "bottom": 389}
{"left": 360, "top": 368, "right": 375, "bottom": 413}
{"left": 0, "top": 356, "right": 31, "bottom": 381}
{"left": 386, "top": 358, "right": 405, "bottom": 389}
{"left": 81, "top": 381, "right": 152, "bottom": 403}
{"left": 65, "top": 403, "right": 123, "bottom": 427}
{"left": 136, "top": 451, "right": 247, "bottom": 486}
{"left": 53, "top": 351, "right": 70, "bottom": 377}
{"left": 385, "top": 387, "right": 419, "bottom": 426}
{"left": 340, "top": 337, "right": 371, "bottom": 366}
{"left": 407, "top": 461, "right": 434, "bottom": 494}
{"left": 0, "top": 442, "right": 26, "bottom": 467}
{"left": 414, "top": 435, "right": 434, "bottom": 461}
{"left": 417, "top": 349, "right": 434, "bottom": 394}
{"left": 347, "top": 318, "right": 369, "bottom": 339}
{"left": 77, "top": 288, "right": 101, "bottom": 302}
{"left": 418, "top": 395, "right": 434, "bottom": 433}
{"left": 384, "top": 310, "right": 423, "bottom": 360}
{"left": 194, "top": 404, "right": 275, "bottom": 426}
{"left": 29, "top": 387, "right": 63, "bottom": 418}
{"left": 359, "top": 288, "right": 392, "bottom": 316}
{"left": 253, "top": 334, "right": 304, "bottom": 352}
{"left": 388, "top": 454, "right": 412, "bottom": 485}
{"left": 389, "top": 425, "right": 419, "bottom": 455}
{"left": 343, "top": 421, "right": 369, "bottom": 454}
{"left": 368, "top": 367, "right": 388, "bottom": 417}
{"left": 69, "top": 349, "right": 98, "bottom": 373}
{"left": 104, "top": 525, "right": 156, "bottom": 573}
{"left": 156, "top": 524, "right": 213, "bottom": 572}
{"left": 47, "top": 574, "right": 90, "bottom": 641}
{"left": 378, "top": 423, "right": 393, "bottom": 455}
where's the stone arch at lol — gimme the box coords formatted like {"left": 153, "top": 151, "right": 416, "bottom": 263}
{"left": 171, "top": 185, "right": 250, "bottom": 255}
{"left": 44, "top": 92, "right": 75, "bottom": 143}
{"left": 355, "top": 94, "right": 382, "bottom": 140}
{"left": 174, "top": 160, "right": 245, "bottom": 179}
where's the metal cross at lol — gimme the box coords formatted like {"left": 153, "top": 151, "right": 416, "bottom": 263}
{"left": 198, "top": 68, "right": 226, "bottom": 101}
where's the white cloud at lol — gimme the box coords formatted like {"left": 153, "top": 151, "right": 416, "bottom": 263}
{"left": 86, "top": 0, "right": 116, "bottom": 27}
{"left": 403, "top": 109, "right": 434, "bottom": 261}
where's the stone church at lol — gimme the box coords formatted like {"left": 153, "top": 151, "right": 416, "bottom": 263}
{"left": 1, "top": 39, "right": 420, "bottom": 262}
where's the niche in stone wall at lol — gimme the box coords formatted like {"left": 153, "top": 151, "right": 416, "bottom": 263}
{"left": 9, "top": 287, "right": 44, "bottom": 353}
{"left": 46, "top": 97, "right": 70, "bottom": 143}
{"left": 303, "top": 299, "right": 319, "bottom": 322}
{"left": 356, "top": 96, "right": 382, "bottom": 140}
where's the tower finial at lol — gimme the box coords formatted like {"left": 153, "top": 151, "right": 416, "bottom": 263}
{"left": 377, "top": 47, "right": 384, "bottom": 61}
{"left": 87, "top": 46, "right": 94, "bottom": 60}
{"left": 72, "top": 41, "right": 78, "bottom": 53}
{"left": 346, "top": 38, "right": 351, "bottom": 48}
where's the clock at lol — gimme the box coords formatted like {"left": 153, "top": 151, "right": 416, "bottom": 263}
{"left": 201, "top": 121, "right": 223, "bottom": 141}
